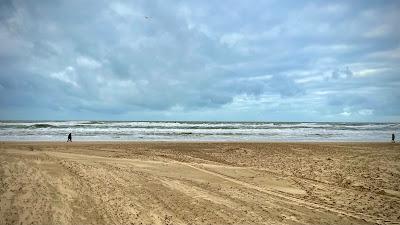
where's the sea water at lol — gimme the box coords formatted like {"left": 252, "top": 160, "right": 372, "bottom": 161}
{"left": 0, "top": 120, "right": 398, "bottom": 142}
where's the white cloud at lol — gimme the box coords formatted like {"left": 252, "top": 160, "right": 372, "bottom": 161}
{"left": 364, "top": 24, "right": 391, "bottom": 38}
{"left": 367, "top": 47, "right": 400, "bottom": 60}
{"left": 322, "top": 3, "right": 349, "bottom": 14}
{"left": 109, "top": 2, "right": 135, "bottom": 17}
{"left": 295, "top": 76, "right": 324, "bottom": 84}
{"left": 49, "top": 66, "right": 78, "bottom": 87}
{"left": 219, "top": 33, "right": 244, "bottom": 47}
{"left": 340, "top": 111, "right": 351, "bottom": 117}
{"left": 358, "top": 109, "right": 374, "bottom": 116}
{"left": 354, "top": 68, "right": 390, "bottom": 77}
{"left": 302, "top": 44, "right": 355, "bottom": 54}
{"left": 76, "top": 56, "right": 102, "bottom": 69}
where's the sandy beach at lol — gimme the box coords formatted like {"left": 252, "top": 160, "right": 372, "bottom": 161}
{"left": 0, "top": 142, "right": 399, "bottom": 225}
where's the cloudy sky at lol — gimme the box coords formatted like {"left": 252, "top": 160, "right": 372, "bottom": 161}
{"left": 0, "top": 0, "right": 399, "bottom": 121}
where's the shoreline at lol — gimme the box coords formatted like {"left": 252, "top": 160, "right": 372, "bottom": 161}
{"left": 0, "top": 140, "right": 395, "bottom": 144}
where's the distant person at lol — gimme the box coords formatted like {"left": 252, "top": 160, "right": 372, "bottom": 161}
{"left": 67, "top": 133, "right": 72, "bottom": 142}
{"left": 392, "top": 133, "right": 395, "bottom": 143}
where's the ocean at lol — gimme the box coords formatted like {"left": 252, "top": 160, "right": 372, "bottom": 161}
{"left": 0, "top": 120, "right": 398, "bottom": 142}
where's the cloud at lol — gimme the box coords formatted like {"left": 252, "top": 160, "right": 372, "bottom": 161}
{"left": 49, "top": 66, "right": 78, "bottom": 87}
{"left": 358, "top": 109, "right": 374, "bottom": 116}
{"left": 76, "top": 56, "right": 102, "bottom": 69}
{"left": 340, "top": 111, "right": 351, "bottom": 117}
{"left": 0, "top": 0, "right": 399, "bottom": 121}
{"left": 330, "top": 67, "right": 353, "bottom": 79}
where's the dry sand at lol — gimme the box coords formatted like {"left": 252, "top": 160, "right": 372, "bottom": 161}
{"left": 0, "top": 141, "right": 399, "bottom": 225}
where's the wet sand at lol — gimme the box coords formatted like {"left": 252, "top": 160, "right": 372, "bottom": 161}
{"left": 0, "top": 141, "right": 399, "bottom": 225}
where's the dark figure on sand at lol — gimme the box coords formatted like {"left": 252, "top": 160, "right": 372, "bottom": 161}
{"left": 392, "top": 133, "right": 395, "bottom": 143}
{"left": 67, "top": 133, "right": 72, "bottom": 142}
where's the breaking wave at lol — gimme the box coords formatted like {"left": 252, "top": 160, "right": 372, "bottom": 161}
{"left": 0, "top": 120, "right": 398, "bottom": 141}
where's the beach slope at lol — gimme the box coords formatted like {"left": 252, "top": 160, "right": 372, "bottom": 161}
{"left": 1, "top": 142, "right": 399, "bottom": 224}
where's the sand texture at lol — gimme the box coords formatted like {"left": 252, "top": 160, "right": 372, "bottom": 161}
{"left": 0, "top": 142, "right": 399, "bottom": 225}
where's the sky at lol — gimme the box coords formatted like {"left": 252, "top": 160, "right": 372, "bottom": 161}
{"left": 0, "top": 0, "right": 399, "bottom": 122}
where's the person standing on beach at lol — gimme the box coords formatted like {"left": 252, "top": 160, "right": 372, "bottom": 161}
{"left": 67, "top": 133, "right": 72, "bottom": 142}
{"left": 392, "top": 133, "right": 395, "bottom": 143}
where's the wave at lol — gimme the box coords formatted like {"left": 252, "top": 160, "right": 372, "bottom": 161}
{"left": 0, "top": 121, "right": 398, "bottom": 132}
{"left": 80, "top": 121, "right": 106, "bottom": 125}
{"left": 30, "top": 124, "right": 57, "bottom": 128}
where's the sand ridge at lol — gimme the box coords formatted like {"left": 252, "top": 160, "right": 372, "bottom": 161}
{"left": 0, "top": 142, "right": 399, "bottom": 224}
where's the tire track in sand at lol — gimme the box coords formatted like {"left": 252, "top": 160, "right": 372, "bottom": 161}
{"left": 49, "top": 150, "right": 389, "bottom": 224}
{"left": 182, "top": 163, "right": 390, "bottom": 225}
{"left": 5, "top": 149, "right": 396, "bottom": 225}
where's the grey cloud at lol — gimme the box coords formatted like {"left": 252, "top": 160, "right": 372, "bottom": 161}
{"left": 267, "top": 75, "right": 305, "bottom": 97}
{"left": 331, "top": 67, "right": 353, "bottom": 79}
{"left": 0, "top": 0, "right": 399, "bottom": 121}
